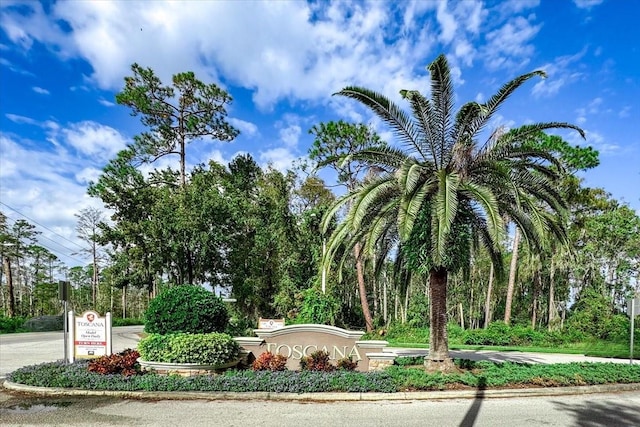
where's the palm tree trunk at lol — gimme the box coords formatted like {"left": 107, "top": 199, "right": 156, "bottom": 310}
{"left": 354, "top": 242, "right": 373, "bottom": 332}
{"left": 484, "top": 263, "right": 494, "bottom": 328}
{"left": 548, "top": 259, "right": 555, "bottom": 331}
{"left": 504, "top": 227, "right": 521, "bottom": 325}
{"left": 426, "top": 266, "right": 454, "bottom": 371}
{"left": 531, "top": 272, "right": 539, "bottom": 329}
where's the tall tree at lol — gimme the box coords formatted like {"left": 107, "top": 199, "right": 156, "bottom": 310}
{"left": 75, "top": 207, "right": 105, "bottom": 307}
{"left": 116, "top": 64, "right": 239, "bottom": 186}
{"left": 88, "top": 149, "right": 158, "bottom": 297}
{"left": 321, "top": 54, "right": 583, "bottom": 370}
{"left": 503, "top": 131, "right": 599, "bottom": 324}
{"left": 0, "top": 211, "right": 17, "bottom": 317}
{"left": 309, "top": 120, "right": 387, "bottom": 331}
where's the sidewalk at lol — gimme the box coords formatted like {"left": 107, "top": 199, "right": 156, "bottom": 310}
{"left": 389, "top": 347, "right": 639, "bottom": 365}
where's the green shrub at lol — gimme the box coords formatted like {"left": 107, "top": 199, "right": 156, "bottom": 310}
{"left": 447, "top": 323, "right": 465, "bottom": 342}
{"left": 144, "top": 285, "right": 229, "bottom": 334}
{"left": 406, "top": 294, "right": 429, "bottom": 328}
{"left": 395, "top": 356, "right": 424, "bottom": 366}
{"left": 112, "top": 318, "right": 144, "bottom": 327}
{"left": 336, "top": 357, "right": 358, "bottom": 371}
{"left": 463, "top": 322, "right": 512, "bottom": 346}
{"left": 382, "top": 323, "right": 430, "bottom": 343}
{"left": 22, "top": 315, "right": 63, "bottom": 332}
{"left": 295, "top": 287, "right": 340, "bottom": 326}
{"left": 0, "top": 316, "right": 28, "bottom": 333}
{"left": 137, "top": 332, "right": 240, "bottom": 366}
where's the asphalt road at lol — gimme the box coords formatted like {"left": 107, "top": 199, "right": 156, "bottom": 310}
{"left": 1, "top": 327, "right": 639, "bottom": 426}
{"left": 0, "top": 326, "right": 143, "bottom": 377}
{"left": 1, "top": 387, "right": 639, "bottom": 426}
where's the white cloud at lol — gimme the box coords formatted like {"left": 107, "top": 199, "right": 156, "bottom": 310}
{"left": 228, "top": 118, "right": 259, "bottom": 138}
{"left": 574, "top": 97, "right": 606, "bottom": 124}
{"left": 5, "top": 113, "right": 38, "bottom": 125}
{"left": 98, "top": 98, "right": 115, "bottom": 107}
{"left": 484, "top": 16, "right": 541, "bottom": 71}
{"left": 0, "top": 132, "right": 107, "bottom": 264}
{"left": 75, "top": 167, "right": 103, "bottom": 185}
{"left": 436, "top": 1, "right": 457, "bottom": 44}
{"left": 61, "top": 121, "right": 128, "bottom": 161}
{"left": 531, "top": 49, "right": 587, "bottom": 97}
{"left": 573, "top": 0, "right": 605, "bottom": 9}
{"left": 32, "top": 86, "right": 50, "bottom": 95}
{"left": 495, "top": 0, "right": 541, "bottom": 15}
{"left": 279, "top": 125, "right": 302, "bottom": 148}
{"left": 618, "top": 106, "right": 631, "bottom": 118}
{"left": 0, "top": 1, "right": 440, "bottom": 111}
{"left": 531, "top": 78, "right": 564, "bottom": 97}
{"left": 567, "top": 129, "right": 618, "bottom": 155}
{"left": 259, "top": 147, "right": 299, "bottom": 172}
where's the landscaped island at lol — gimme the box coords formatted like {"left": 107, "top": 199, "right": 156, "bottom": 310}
{"left": 7, "top": 355, "right": 640, "bottom": 393}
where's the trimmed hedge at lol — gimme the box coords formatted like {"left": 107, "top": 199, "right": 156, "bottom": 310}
{"left": 137, "top": 332, "right": 240, "bottom": 366}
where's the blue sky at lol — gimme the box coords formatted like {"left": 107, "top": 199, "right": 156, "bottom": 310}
{"left": 0, "top": 0, "right": 638, "bottom": 267}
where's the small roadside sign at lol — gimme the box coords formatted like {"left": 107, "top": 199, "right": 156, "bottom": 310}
{"left": 67, "top": 310, "right": 112, "bottom": 362}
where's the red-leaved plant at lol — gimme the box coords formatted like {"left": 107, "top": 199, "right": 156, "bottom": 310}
{"left": 88, "top": 348, "right": 141, "bottom": 376}
{"left": 252, "top": 351, "right": 288, "bottom": 371}
{"left": 299, "top": 350, "right": 335, "bottom": 372}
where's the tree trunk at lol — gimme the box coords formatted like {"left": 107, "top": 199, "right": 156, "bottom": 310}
{"left": 484, "top": 263, "right": 494, "bottom": 328}
{"left": 383, "top": 269, "right": 388, "bottom": 325}
{"left": 122, "top": 285, "right": 127, "bottom": 318}
{"left": 92, "top": 241, "right": 99, "bottom": 308}
{"left": 548, "top": 259, "right": 556, "bottom": 331}
{"left": 354, "top": 242, "right": 373, "bottom": 332}
{"left": 3, "top": 256, "right": 15, "bottom": 317}
{"left": 403, "top": 285, "right": 410, "bottom": 324}
{"left": 504, "top": 227, "right": 521, "bottom": 325}
{"left": 425, "top": 266, "right": 454, "bottom": 371}
{"left": 531, "top": 273, "right": 539, "bottom": 329}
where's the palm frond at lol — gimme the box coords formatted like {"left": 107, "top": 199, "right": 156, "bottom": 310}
{"left": 401, "top": 89, "right": 438, "bottom": 164}
{"left": 433, "top": 170, "right": 459, "bottom": 263}
{"left": 321, "top": 192, "right": 358, "bottom": 234}
{"left": 427, "top": 54, "right": 455, "bottom": 165}
{"left": 398, "top": 184, "right": 430, "bottom": 241}
{"left": 470, "top": 70, "right": 546, "bottom": 135}
{"left": 335, "top": 86, "right": 420, "bottom": 149}
{"left": 460, "top": 181, "right": 505, "bottom": 247}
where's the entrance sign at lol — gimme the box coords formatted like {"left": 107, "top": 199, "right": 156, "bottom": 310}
{"left": 67, "top": 310, "right": 112, "bottom": 362}
{"left": 237, "top": 324, "right": 388, "bottom": 372}
{"left": 258, "top": 318, "right": 285, "bottom": 330}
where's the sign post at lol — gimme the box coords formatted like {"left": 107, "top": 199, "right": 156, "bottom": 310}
{"left": 627, "top": 295, "right": 640, "bottom": 365}
{"left": 58, "top": 280, "right": 70, "bottom": 363}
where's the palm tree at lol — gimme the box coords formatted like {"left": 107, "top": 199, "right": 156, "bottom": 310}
{"left": 321, "top": 54, "right": 584, "bottom": 370}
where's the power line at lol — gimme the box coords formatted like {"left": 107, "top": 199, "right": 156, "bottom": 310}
{"left": 2, "top": 213, "right": 90, "bottom": 266}
{"left": 0, "top": 201, "right": 88, "bottom": 251}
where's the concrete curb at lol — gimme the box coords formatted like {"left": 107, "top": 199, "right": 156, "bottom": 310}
{"left": 4, "top": 380, "right": 640, "bottom": 402}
